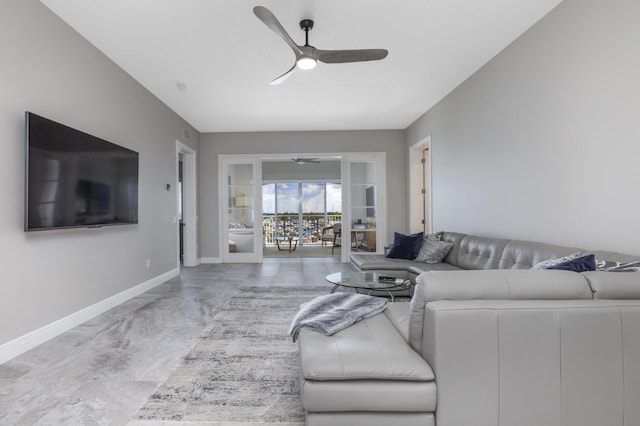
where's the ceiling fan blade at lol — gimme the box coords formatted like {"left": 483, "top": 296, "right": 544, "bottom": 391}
{"left": 292, "top": 157, "right": 320, "bottom": 164}
{"left": 253, "top": 6, "right": 302, "bottom": 56}
{"left": 270, "top": 64, "right": 296, "bottom": 85}
{"left": 316, "top": 49, "right": 388, "bottom": 64}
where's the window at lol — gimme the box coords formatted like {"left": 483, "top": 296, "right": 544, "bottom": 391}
{"left": 262, "top": 182, "right": 341, "bottom": 246}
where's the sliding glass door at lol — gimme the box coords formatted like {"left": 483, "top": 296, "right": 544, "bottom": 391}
{"left": 263, "top": 182, "right": 341, "bottom": 247}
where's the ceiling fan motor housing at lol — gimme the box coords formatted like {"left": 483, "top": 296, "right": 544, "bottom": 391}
{"left": 299, "top": 19, "right": 314, "bottom": 32}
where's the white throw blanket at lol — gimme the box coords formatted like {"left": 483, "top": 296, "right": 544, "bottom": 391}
{"left": 288, "top": 292, "right": 388, "bottom": 342}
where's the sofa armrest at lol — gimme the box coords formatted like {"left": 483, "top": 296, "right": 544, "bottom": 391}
{"left": 414, "top": 298, "right": 640, "bottom": 426}
{"left": 408, "top": 270, "right": 592, "bottom": 359}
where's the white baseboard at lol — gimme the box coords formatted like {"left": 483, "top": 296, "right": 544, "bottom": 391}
{"left": 200, "top": 257, "right": 222, "bottom": 264}
{"left": 0, "top": 268, "right": 179, "bottom": 365}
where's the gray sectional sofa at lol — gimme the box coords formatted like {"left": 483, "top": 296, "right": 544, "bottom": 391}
{"left": 350, "top": 231, "right": 640, "bottom": 281}
{"left": 296, "top": 232, "right": 640, "bottom": 426}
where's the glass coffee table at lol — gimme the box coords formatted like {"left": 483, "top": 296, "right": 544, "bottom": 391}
{"left": 326, "top": 271, "right": 412, "bottom": 302}
{"left": 276, "top": 236, "right": 299, "bottom": 252}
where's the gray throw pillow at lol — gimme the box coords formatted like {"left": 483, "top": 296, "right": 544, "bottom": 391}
{"left": 413, "top": 232, "right": 443, "bottom": 261}
{"left": 597, "top": 260, "right": 640, "bottom": 272}
{"left": 531, "top": 252, "right": 583, "bottom": 270}
{"left": 416, "top": 238, "right": 454, "bottom": 264}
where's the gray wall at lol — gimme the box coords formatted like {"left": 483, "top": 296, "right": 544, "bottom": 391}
{"left": 200, "top": 131, "right": 406, "bottom": 258}
{"left": 0, "top": 0, "right": 199, "bottom": 345}
{"left": 406, "top": 0, "right": 640, "bottom": 255}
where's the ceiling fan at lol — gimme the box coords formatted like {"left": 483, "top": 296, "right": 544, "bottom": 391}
{"left": 292, "top": 157, "right": 320, "bottom": 164}
{"left": 253, "top": 6, "right": 388, "bottom": 85}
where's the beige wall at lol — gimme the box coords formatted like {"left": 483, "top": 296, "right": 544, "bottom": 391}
{"left": 406, "top": 0, "right": 640, "bottom": 255}
{"left": 0, "top": 0, "right": 199, "bottom": 346}
{"left": 199, "top": 130, "right": 406, "bottom": 258}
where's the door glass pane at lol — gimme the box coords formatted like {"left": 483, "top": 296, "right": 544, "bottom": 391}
{"left": 326, "top": 183, "right": 342, "bottom": 226}
{"left": 276, "top": 183, "right": 299, "bottom": 238}
{"left": 227, "top": 163, "right": 254, "bottom": 254}
{"left": 302, "top": 183, "right": 324, "bottom": 244}
{"left": 350, "top": 161, "right": 377, "bottom": 252}
{"left": 262, "top": 183, "right": 276, "bottom": 246}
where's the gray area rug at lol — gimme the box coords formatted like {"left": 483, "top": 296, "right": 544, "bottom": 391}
{"left": 132, "top": 286, "right": 326, "bottom": 424}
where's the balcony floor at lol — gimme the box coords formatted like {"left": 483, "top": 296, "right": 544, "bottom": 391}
{"left": 263, "top": 244, "right": 341, "bottom": 258}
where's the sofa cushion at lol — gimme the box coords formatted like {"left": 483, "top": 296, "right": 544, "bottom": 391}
{"left": 583, "top": 271, "right": 640, "bottom": 299}
{"left": 298, "top": 312, "right": 434, "bottom": 381}
{"left": 301, "top": 380, "right": 437, "bottom": 413}
{"left": 305, "top": 412, "right": 435, "bottom": 426}
{"left": 386, "top": 232, "right": 424, "bottom": 260}
{"left": 407, "top": 262, "right": 464, "bottom": 276}
{"left": 351, "top": 254, "right": 415, "bottom": 271}
{"left": 499, "top": 240, "right": 584, "bottom": 269}
{"left": 440, "top": 232, "right": 468, "bottom": 264}
{"left": 384, "top": 302, "right": 411, "bottom": 341}
{"left": 446, "top": 234, "right": 510, "bottom": 270}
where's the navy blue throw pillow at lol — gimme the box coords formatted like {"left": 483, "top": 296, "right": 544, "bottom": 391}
{"left": 549, "top": 254, "right": 596, "bottom": 272}
{"left": 386, "top": 232, "right": 424, "bottom": 260}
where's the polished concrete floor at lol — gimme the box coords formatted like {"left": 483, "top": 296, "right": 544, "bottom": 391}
{"left": 0, "top": 259, "right": 352, "bottom": 426}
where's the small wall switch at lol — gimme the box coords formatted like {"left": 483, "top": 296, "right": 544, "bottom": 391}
{"left": 146, "top": 259, "right": 151, "bottom": 268}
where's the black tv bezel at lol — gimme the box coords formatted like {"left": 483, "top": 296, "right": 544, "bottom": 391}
{"left": 24, "top": 111, "right": 140, "bottom": 232}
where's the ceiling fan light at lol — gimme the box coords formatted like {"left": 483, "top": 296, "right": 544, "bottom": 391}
{"left": 296, "top": 56, "right": 317, "bottom": 70}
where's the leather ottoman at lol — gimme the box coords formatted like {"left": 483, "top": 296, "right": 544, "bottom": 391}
{"left": 297, "top": 306, "right": 436, "bottom": 426}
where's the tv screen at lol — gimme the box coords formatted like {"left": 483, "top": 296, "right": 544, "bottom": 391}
{"left": 25, "top": 112, "right": 139, "bottom": 231}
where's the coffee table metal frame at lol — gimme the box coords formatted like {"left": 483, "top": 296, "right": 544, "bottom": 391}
{"left": 276, "top": 236, "right": 299, "bottom": 252}
{"left": 325, "top": 271, "right": 411, "bottom": 302}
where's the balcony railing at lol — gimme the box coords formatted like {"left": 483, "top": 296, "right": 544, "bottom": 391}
{"left": 263, "top": 213, "right": 342, "bottom": 245}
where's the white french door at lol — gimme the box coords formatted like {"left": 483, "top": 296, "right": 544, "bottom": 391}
{"left": 341, "top": 154, "right": 386, "bottom": 262}
{"left": 219, "top": 157, "right": 262, "bottom": 263}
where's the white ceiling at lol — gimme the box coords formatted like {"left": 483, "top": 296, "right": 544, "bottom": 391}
{"left": 41, "top": 0, "right": 563, "bottom": 133}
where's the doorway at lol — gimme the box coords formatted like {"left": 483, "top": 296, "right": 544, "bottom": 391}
{"left": 217, "top": 153, "right": 386, "bottom": 263}
{"left": 262, "top": 181, "right": 342, "bottom": 258}
{"left": 409, "top": 135, "right": 432, "bottom": 234}
{"left": 176, "top": 141, "right": 197, "bottom": 267}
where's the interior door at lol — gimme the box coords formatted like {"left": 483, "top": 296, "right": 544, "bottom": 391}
{"left": 221, "top": 158, "right": 261, "bottom": 262}
{"left": 343, "top": 154, "right": 386, "bottom": 262}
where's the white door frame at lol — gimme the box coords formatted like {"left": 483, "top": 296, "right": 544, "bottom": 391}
{"left": 409, "top": 135, "right": 432, "bottom": 234}
{"left": 176, "top": 141, "right": 198, "bottom": 267}
{"left": 219, "top": 156, "right": 262, "bottom": 263}
{"left": 342, "top": 153, "right": 386, "bottom": 263}
{"left": 217, "top": 153, "right": 386, "bottom": 263}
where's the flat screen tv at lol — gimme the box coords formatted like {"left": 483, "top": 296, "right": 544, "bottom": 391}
{"left": 25, "top": 112, "right": 139, "bottom": 231}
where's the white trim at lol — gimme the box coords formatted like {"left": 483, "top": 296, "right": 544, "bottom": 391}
{"left": 409, "top": 135, "right": 433, "bottom": 233}
{"left": 342, "top": 153, "right": 386, "bottom": 262}
{"left": 200, "top": 257, "right": 223, "bottom": 264}
{"left": 176, "top": 141, "right": 198, "bottom": 267}
{"left": 219, "top": 157, "right": 262, "bottom": 263}
{"left": 0, "top": 268, "right": 179, "bottom": 365}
